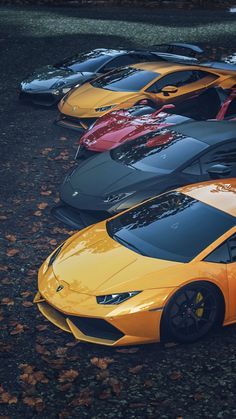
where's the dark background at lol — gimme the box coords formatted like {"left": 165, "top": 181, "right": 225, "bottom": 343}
{"left": 0, "top": 4, "right": 236, "bottom": 417}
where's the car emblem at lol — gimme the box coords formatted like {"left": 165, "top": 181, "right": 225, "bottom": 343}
{"left": 72, "top": 191, "right": 79, "bottom": 197}
{"left": 72, "top": 106, "right": 77, "bottom": 112}
{"left": 56, "top": 285, "right": 64, "bottom": 292}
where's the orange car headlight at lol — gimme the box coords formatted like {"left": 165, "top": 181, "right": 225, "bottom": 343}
{"left": 96, "top": 291, "right": 141, "bottom": 305}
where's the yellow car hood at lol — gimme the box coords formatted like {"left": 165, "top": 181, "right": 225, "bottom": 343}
{"left": 61, "top": 83, "right": 141, "bottom": 115}
{"left": 52, "top": 223, "right": 180, "bottom": 295}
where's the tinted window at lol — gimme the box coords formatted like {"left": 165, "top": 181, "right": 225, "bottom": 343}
{"left": 200, "top": 142, "right": 236, "bottom": 174}
{"left": 224, "top": 99, "right": 236, "bottom": 119}
{"left": 91, "top": 68, "right": 158, "bottom": 92}
{"left": 228, "top": 234, "right": 236, "bottom": 262}
{"left": 101, "top": 55, "right": 146, "bottom": 72}
{"left": 55, "top": 52, "right": 111, "bottom": 72}
{"left": 110, "top": 130, "right": 207, "bottom": 172}
{"left": 204, "top": 242, "right": 231, "bottom": 263}
{"left": 147, "top": 70, "right": 200, "bottom": 93}
{"left": 106, "top": 192, "right": 235, "bottom": 262}
{"left": 182, "top": 159, "right": 201, "bottom": 175}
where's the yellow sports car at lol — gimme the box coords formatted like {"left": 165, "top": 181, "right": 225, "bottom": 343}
{"left": 57, "top": 61, "right": 236, "bottom": 130}
{"left": 35, "top": 179, "right": 236, "bottom": 346}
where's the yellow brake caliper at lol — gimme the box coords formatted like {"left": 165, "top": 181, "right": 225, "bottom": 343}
{"left": 195, "top": 292, "right": 204, "bottom": 318}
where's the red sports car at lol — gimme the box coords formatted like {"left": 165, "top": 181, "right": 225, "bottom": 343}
{"left": 76, "top": 87, "right": 236, "bottom": 158}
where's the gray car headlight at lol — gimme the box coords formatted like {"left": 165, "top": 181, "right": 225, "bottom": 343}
{"left": 103, "top": 191, "right": 135, "bottom": 204}
{"left": 96, "top": 291, "right": 141, "bottom": 305}
{"left": 95, "top": 105, "right": 116, "bottom": 113}
{"left": 62, "top": 87, "right": 71, "bottom": 94}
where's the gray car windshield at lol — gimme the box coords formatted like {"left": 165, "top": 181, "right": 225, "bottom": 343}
{"left": 110, "top": 130, "right": 207, "bottom": 172}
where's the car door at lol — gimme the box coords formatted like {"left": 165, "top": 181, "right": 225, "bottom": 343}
{"left": 145, "top": 70, "right": 219, "bottom": 104}
{"left": 180, "top": 141, "right": 236, "bottom": 184}
{"left": 204, "top": 231, "right": 236, "bottom": 322}
{"left": 226, "top": 233, "right": 236, "bottom": 321}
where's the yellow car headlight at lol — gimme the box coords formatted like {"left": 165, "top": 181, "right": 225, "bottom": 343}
{"left": 96, "top": 291, "right": 141, "bottom": 305}
{"left": 95, "top": 105, "right": 116, "bottom": 113}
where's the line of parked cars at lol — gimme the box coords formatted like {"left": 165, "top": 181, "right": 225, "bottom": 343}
{"left": 20, "top": 43, "right": 236, "bottom": 347}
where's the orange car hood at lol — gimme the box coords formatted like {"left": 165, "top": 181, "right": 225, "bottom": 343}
{"left": 52, "top": 224, "right": 180, "bottom": 295}
{"left": 64, "top": 83, "right": 141, "bottom": 110}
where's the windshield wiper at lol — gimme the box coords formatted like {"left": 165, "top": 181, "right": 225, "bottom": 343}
{"left": 113, "top": 234, "right": 147, "bottom": 256}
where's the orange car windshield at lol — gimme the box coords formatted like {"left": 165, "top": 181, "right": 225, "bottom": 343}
{"left": 107, "top": 191, "right": 235, "bottom": 262}
{"left": 91, "top": 67, "right": 158, "bottom": 92}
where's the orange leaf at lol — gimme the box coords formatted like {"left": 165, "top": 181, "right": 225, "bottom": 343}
{"left": 1, "top": 298, "right": 14, "bottom": 306}
{"left": 34, "top": 211, "right": 42, "bottom": 217}
{"left": 10, "top": 324, "right": 24, "bottom": 335}
{"left": 129, "top": 365, "right": 143, "bottom": 374}
{"left": 116, "top": 347, "right": 139, "bottom": 354}
{"left": 36, "top": 324, "right": 48, "bottom": 332}
{"left": 59, "top": 369, "right": 79, "bottom": 383}
{"left": 40, "top": 190, "right": 52, "bottom": 196}
{"left": 6, "top": 248, "right": 19, "bottom": 257}
{"left": 169, "top": 370, "right": 182, "bottom": 381}
{"left": 22, "top": 301, "right": 33, "bottom": 308}
{"left": 5, "top": 234, "right": 16, "bottom": 243}
{"left": 35, "top": 344, "right": 50, "bottom": 356}
{"left": 90, "top": 357, "right": 114, "bottom": 370}
{"left": 37, "top": 202, "right": 48, "bottom": 210}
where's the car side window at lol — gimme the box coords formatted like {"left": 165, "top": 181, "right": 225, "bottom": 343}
{"left": 204, "top": 242, "right": 231, "bottom": 263}
{"left": 101, "top": 55, "right": 140, "bottom": 72}
{"left": 224, "top": 98, "right": 236, "bottom": 119}
{"left": 228, "top": 234, "right": 236, "bottom": 262}
{"left": 146, "top": 71, "right": 200, "bottom": 93}
{"left": 182, "top": 159, "right": 201, "bottom": 175}
{"left": 200, "top": 142, "right": 236, "bottom": 175}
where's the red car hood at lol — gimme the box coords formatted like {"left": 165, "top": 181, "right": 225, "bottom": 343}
{"left": 80, "top": 109, "right": 191, "bottom": 152}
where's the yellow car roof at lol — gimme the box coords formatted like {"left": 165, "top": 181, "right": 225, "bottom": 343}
{"left": 180, "top": 179, "right": 236, "bottom": 217}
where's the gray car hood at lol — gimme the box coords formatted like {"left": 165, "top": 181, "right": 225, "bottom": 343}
{"left": 68, "top": 152, "right": 167, "bottom": 196}
{"left": 21, "top": 65, "right": 93, "bottom": 91}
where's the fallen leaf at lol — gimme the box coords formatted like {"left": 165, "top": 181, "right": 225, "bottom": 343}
{"left": 37, "top": 202, "right": 48, "bottom": 210}
{"left": 169, "top": 370, "right": 182, "bottom": 381}
{"left": 5, "top": 234, "right": 16, "bottom": 243}
{"left": 40, "top": 190, "right": 52, "bottom": 196}
{"left": 108, "top": 377, "right": 122, "bottom": 396}
{"left": 6, "top": 248, "right": 19, "bottom": 257}
{"left": 116, "top": 347, "right": 139, "bottom": 354}
{"left": 33, "top": 211, "right": 42, "bottom": 217}
{"left": 35, "top": 344, "right": 50, "bottom": 356}
{"left": 36, "top": 324, "right": 48, "bottom": 332}
{"left": 99, "top": 388, "right": 111, "bottom": 400}
{"left": 59, "top": 369, "right": 79, "bottom": 383}
{"left": 10, "top": 324, "right": 24, "bottom": 335}
{"left": 129, "top": 365, "right": 143, "bottom": 374}
{"left": 90, "top": 357, "right": 114, "bottom": 370}
{"left": 1, "top": 298, "right": 14, "bottom": 306}
{"left": 70, "top": 388, "right": 93, "bottom": 407}
{"left": 22, "top": 301, "right": 33, "bottom": 308}
{"left": 23, "top": 396, "right": 44, "bottom": 412}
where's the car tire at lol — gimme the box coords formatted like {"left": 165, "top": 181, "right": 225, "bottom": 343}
{"left": 161, "top": 281, "right": 224, "bottom": 343}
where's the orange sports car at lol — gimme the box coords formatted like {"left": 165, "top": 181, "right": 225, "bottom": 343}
{"left": 35, "top": 179, "right": 236, "bottom": 346}
{"left": 57, "top": 61, "right": 236, "bottom": 130}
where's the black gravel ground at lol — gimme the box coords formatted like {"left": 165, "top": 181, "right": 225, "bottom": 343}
{"left": 1, "top": 5, "right": 236, "bottom": 418}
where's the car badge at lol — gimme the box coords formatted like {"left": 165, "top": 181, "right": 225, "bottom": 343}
{"left": 72, "top": 191, "right": 79, "bottom": 197}
{"left": 72, "top": 106, "right": 78, "bottom": 112}
{"left": 56, "top": 285, "right": 64, "bottom": 292}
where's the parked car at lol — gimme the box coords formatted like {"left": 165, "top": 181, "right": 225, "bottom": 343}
{"left": 52, "top": 120, "right": 236, "bottom": 229}
{"left": 35, "top": 178, "right": 236, "bottom": 346}
{"left": 77, "top": 87, "right": 236, "bottom": 158}
{"left": 57, "top": 59, "right": 236, "bottom": 130}
{"left": 19, "top": 43, "right": 202, "bottom": 106}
